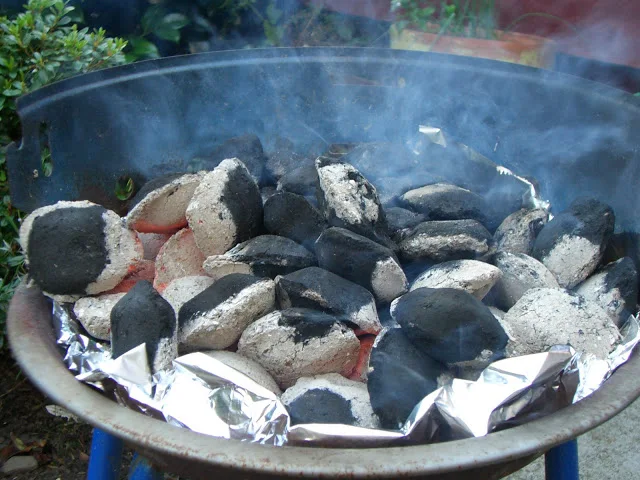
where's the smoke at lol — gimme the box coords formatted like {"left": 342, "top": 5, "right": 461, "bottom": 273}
{"left": 7, "top": 0, "right": 639, "bottom": 235}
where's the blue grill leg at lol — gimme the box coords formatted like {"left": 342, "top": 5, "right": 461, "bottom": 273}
{"left": 545, "top": 439, "right": 579, "bottom": 480}
{"left": 87, "top": 428, "right": 124, "bottom": 480}
{"left": 129, "top": 453, "right": 165, "bottom": 480}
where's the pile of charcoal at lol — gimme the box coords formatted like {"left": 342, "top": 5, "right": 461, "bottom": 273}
{"left": 20, "top": 133, "right": 639, "bottom": 431}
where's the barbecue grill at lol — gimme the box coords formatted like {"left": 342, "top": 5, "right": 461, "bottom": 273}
{"left": 6, "top": 47, "right": 640, "bottom": 479}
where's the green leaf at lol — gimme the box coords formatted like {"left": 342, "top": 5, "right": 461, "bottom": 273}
{"left": 263, "top": 20, "right": 280, "bottom": 46}
{"left": 126, "top": 37, "right": 160, "bottom": 61}
{"left": 141, "top": 5, "right": 167, "bottom": 35}
{"left": 152, "top": 13, "right": 190, "bottom": 43}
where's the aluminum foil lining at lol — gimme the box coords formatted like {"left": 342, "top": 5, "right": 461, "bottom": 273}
{"left": 53, "top": 299, "right": 640, "bottom": 448}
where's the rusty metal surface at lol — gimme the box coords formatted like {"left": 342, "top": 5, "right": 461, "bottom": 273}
{"left": 7, "top": 282, "right": 640, "bottom": 479}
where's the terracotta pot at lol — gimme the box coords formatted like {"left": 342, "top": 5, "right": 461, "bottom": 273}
{"left": 390, "top": 24, "right": 554, "bottom": 68}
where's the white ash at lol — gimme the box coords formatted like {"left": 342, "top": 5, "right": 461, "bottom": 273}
{"left": 126, "top": 173, "right": 202, "bottom": 233}
{"left": 178, "top": 277, "right": 275, "bottom": 351}
{"left": 89, "top": 213, "right": 143, "bottom": 295}
{"left": 491, "top": 251, "right": 559, "bottom": 310}
{"left": 398, "top": 220, "right": 493, "bottom": 263}
{"left": 73, "top": 293, "right": 126, "bottom": 341}
{"left": 161, "top": 275, "right": 214, "bottom": 314}
{"left": 410, "top": 259, "right": 502, "bottom": 300}
{"left": 502, "top": 288, "right": 620, "bottom": 360}
{"left": 370, "top": 256, "right": 409, "bottom": 303}
{"left": 537, "top": 235, "right": 601, "bottom": 289}
{"left": 281, "top": 373, "right": 379, "bottom": 428}
{"left": 202, "top": 257, "right": 252, "bottom": 280}
{"left": 138, "top": 232, "right": 171, "bottom": 260}
{"left": 575, "top": 257, "right": 639, "bottom": 327}
{"left": 186, "top": 158, "right": 262, "bottom": 257}
{"left": 153, "top": 336, "right": 179, "bottom": 373}
{"left": 202, "top": 350, "right": 281, "bottom": 395}
{"left": 153, "top": 228, "right": 206, "bottom": 291}
{"left": 494, "top": 208, "right": 548, "bottom": 255}
{"left": 315, "top": 159, "right": 389, "bottom": 245}
{"left": 237, "top": 309, "right": 360, "bottom": 389}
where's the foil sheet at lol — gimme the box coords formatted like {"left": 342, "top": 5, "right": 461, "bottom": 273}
{"left": 53, "top": 298, "right": 640, "bottom": 448}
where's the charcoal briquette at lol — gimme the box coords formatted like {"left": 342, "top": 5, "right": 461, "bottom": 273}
{"left": 494, "top": 208, "right": 549, "bottom": 255}
{"left": 315, "top": 227, "right": 407, "bottom": 303}
{"left": 393, "top": 287, "right": 508, "bottom": 364}
{"left": 204, "top": 134, "right": 267, "bottom": 184}
{"left": 110, "top": 280, "right": 177, "bottom": 373}
{"left": 264, "top": 192, "right": 326, "bottom": 249}
{"left": 367, "top": 328, "right": 448, "bottom": 429}
{"left": 410, "top": 259, "right": 502, "bottom": 300}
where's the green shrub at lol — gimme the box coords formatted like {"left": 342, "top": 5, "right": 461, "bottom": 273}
{"left": 0, "top": 0, "right": 128, "bottom": 348}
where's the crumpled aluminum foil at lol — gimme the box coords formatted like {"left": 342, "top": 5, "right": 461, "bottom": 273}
{"left": 53, "top": 300, "right": 640, "bottom": 448}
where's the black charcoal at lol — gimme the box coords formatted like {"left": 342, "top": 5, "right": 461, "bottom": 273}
{"left": 204, "top": 134, "right": 267, "bottom": 184}
{"left": 178, "top": 274, "right": 275, "bottom": 350}
{"left": 367, "top": 328, "right": 447, "bottom": 429}
{"left": 315, "top": 227, "right": 407, "bottom": 303}
{"left": 275, "top": 267, "right": 381, "bottom": 334}
{"left": 494, "top": 208, "right": 549, "bottom": 255}
{"left": 410, "top": 259, "right": 502, "bottom": 300}
{"left": 161, "top": 275, "right": 215, "bottom": 314}
{"left": 400, "top": 183, "right": 493, "bottom": 229}
{"left": 575, "top": 257, "right": 638, "bottom": 327}
{"left": 282, "top": 374, "right": 379, "bottom": 428}
{"left": 265, "top": 137, "right": 312, "bottom": 183}
{"left": 491, "top": 252, "right": 559, "bottom": 310}
{"left": 393, "top": 288, "right": 508, "bottom": 364}
{"left": 385, "top": 207, "right": 426, "bottom": 236}
{"left": 21, "top": 201, "right": 142, "bottom": 296}
{"left": 203, "top": 235, "right": 316, "bottom": 279}
{"left": 399, "top": 220, "right": 493, "bottom": 263}
{"left": 237, "top": 308, "right": 360, "bottom": 388}
{"left": 277, "top": 162, "right": 319, "bottom": 198}
{"left": 110, "top": 281, "right": 177, "bottom": 372}
{"left": 532, "top": 198, "right": 615, "bottom": 288}
{"left": 186, "top": 159, "right": 263, "bottom": 257}
{"left": 264, "top": 192, "right": 326, "bottom": 249}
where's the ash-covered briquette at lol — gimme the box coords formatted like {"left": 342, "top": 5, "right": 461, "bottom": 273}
{"left": 186, "top": 158, "right": 263, "bottom": 257}
{"left": 532, "top": 198, "right": 615, "bottom": 288}
{"left": 178, "top": 273, "right": 275, "bottom": 351}
{"left": 602, "top": 232, "right": 640, "bottom": 305}
{"left": 494, "top": 208, "right": 549, "bottom": 255}
{"left": 277, "top": 162, "right": 319, "bottom": 199}
{"left": 263, "top": 192, "right": 326, "bottom": 249}
{"left": 161, "top": 275, "right": 215, "bottom": 314}
{"left": 339, "top": 142, "right": 445, "bottom": 205}
{"left": 398, "top": 219, "right": 493, "bottom": 263}
{"left": 384, "top": 207, "right": 426, "bottom": 236}
{"left": 153, "top": 228, "right": 206, "bottom": 292}
{"left": 315, "top": 159, "right": 393, "bottom": 248}
{"left": 392, "top": 288, "right": 508, "bottom": 364}
{"left": 264, "top": 136, "right": 313, "bottom": 184}
{"left": 110, "top": 280, "right": 177, "bottom": 373}
{"left": 575, "top": 257, "right": 638, "bottom": 327}
{"left": 490, "top": 251, "right": 559, "bottom": 310}
{"left": 126, "top": 173, "right": 202, "bottom": 234}
{"left": 73, "top": 292, "right": 126, "bottom": 341}
{"left": 367, "top": 328, "right": 448, "bottom": 429}
{"left": 204, "top": 134, "right": 267, "bottom": 184}
{"left": 282, "top": 374, "right": 379, "bottom": 428}
{"left": 315, "top": 227, "right": 407, "bottom": 304}
{"left": 203, "top": 235, "right": 316, "bottom": 280}
{"left": 138, "top": 232, "right": 171, "bottom": 261}
{"left": 275, "top": 267, "right": 381, "bottom": 334}
{"left": 237, "top": 308, "right": 360, "bottom": 389}
{"left": 202, "top": 350, "right": 281, "bottom": 395}
{"left": 502, "top": 288, "right": 620, "bottom": 360}
{"left": 400, "top": 183, "right": 494, "bottom": 230}
{"left": 20, "top": 201, "right": 142, "bottom": 296}
{"left": 410, "top": 259, "right": 502, "bottom": 300}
